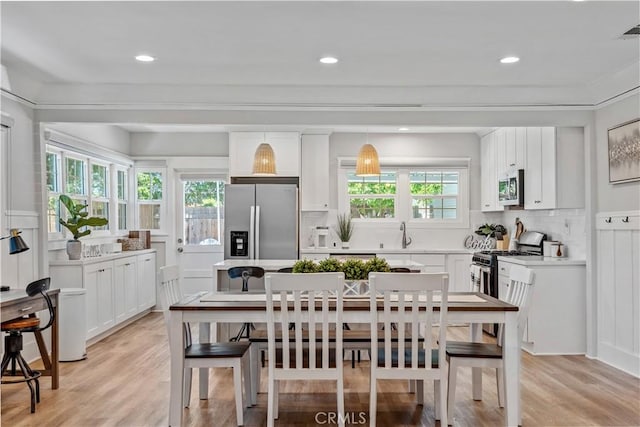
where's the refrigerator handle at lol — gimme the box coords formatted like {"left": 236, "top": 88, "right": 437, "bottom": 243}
{"left": 249, "top": 205, "right": 255, "bottom": 259}
{"left": 255, "top": 205, "right": 261, "bottom": 260}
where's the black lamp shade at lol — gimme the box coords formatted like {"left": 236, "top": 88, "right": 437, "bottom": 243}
{"left": 5, "top": 229, "right": 30, "bottom": 255}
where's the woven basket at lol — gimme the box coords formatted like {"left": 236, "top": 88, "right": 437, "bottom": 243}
{"left": 118, "top": 238, "right": 144, "bottom": 251}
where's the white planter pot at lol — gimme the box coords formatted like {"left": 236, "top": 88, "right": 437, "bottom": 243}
{"left": 66, "top": 240, "right": 82, "bottom": 260}
{"left": 341, "top": 241, "right": 350, "bottom": 249}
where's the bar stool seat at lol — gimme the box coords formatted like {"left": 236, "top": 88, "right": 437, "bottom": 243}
{"left": 2, "top": 317, "right": 41, "bottom": 330}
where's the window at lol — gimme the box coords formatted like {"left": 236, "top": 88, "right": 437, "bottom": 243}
{"left": 347, "top": 171, "right": 396, "bottom": 219}
{"left": 182, "top": 180, "right": 225, "bottom": 245}
{"left": 136, "top": 170, "right": 164, "bottom": 230}
{"left": 46, "top": 151, "right": 61, "bottom": 233}
{"left": 90, "top": 163, "right": 109, "bottom": 230}
{"left": 339, "top": 163, "right": 469, "bottom": 228}
{"left": 117, "top": 169, "right": 128, "bottom": 230}
{"left": 410, "top": 170, "right": 459, "bottom": 219}
{"left": 45, "top": 142, "right": 132, "bottom": 239}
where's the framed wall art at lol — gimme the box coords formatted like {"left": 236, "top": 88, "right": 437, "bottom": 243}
{"left": 608, "top": 118, "right": 640, "bottom": 184}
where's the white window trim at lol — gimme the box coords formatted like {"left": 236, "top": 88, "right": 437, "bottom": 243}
{"left": 338, "top": 162, "right": 470, "bottom": 229}
{"left": 178, "top": 173, "right": 227, "bottom": 249}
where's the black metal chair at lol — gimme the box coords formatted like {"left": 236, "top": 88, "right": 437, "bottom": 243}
{"left": 1, "top": 278, "right": 55, "bottom": 413}
{"left": 228, "top": 266, "right": 265, "bottom": 342}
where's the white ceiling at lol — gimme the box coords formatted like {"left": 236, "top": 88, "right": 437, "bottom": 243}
{"left": 2, "top": 0, "right": 639, "bottom": 112}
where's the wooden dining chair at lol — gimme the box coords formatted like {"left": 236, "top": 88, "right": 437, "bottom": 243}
{"left": 446, "top": 265, "right": 535, "bottom": 423}
{"left": 368, "top": 272, "right": 449, "bottom": 427}
{"left": 159, "top": 265, "right": 252, "bottom": 426}
{"left": 265, "top": 272, "right": 346, "bottom": 427}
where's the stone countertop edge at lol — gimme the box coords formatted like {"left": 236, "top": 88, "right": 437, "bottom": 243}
{"left": 299, "top": 248, "right": 473, "bottom": 254}
{"left": 49, "top": 248, "right": 157, "bottom": 265}
{"left": 496, "top": 255, "right": 586, "bottom": 266}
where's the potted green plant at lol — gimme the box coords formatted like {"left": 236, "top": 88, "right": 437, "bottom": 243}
{"left": 59, "top": 194, "right": 109, "bottom": 260}
{"left": 317, "top": 257, "right": 342, "bottom": 273}
{"left": 335, "top": 213, "right": 354, "bottom": 249}
{"left": 291, "top": 259, "right": 319, "bottom": 273}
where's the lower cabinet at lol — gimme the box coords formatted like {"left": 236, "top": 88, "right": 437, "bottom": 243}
{"left": 49, "top": 250, "right": 157, "bottom": 341}
{"left": 498, "top": 260, "right": 586, "bottom": 355}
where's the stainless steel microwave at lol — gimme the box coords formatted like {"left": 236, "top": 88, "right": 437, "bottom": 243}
{"left": 498, "top": 169, "right": 524, "bottom": 206}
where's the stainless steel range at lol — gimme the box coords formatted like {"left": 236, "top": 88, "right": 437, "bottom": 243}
{"left": 471, "top": 231, "right": 546, "bottom": 336}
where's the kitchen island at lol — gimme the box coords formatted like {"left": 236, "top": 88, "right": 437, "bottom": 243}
{"left": 212, "top": 258, "right": 425, "bottom": 291}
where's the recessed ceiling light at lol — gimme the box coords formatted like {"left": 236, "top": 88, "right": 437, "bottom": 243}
{"left": 319, "top": 56, "right": 338, "bottom": 64}
{"left": 135, "top": 54, "right": 155, "bottom": 62}
{"left": 398, "top": 127, "right": 410, "bottom": 131}
{"left": 500, "top": 56, "right": 520, "bottom": 64}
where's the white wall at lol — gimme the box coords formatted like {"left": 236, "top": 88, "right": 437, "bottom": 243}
{"left": 48, "top": 123, "right": 131, "bottom": 156}
{"left": 319, "top": 132, "right": 480, "bottom": 250}
{"left": 595, "top": 93, "right": 640, "bottom": 213}
{"left": 130, "top": 132, "right": 229, "bottom": 157}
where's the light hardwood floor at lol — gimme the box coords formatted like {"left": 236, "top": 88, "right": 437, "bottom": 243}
{"left": 2, "top": 312, "right": 639, "bottom": 426}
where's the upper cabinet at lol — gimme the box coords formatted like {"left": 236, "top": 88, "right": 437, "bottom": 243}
{"left": 480, "top": 131, "right": 504, "bottom": 212}
{"left": 300, "top": 134, "right": 330, "bottom": 210}
{"left": 481, "top": 126, "right": 584, "bottom": 211}
{"left": 525, "top": 127, "right": 557, "bottom": 210}
{"left": 229, "top": 132, "right": 300, "bottom": 177}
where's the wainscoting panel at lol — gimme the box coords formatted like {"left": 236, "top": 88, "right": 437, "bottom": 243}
{"left": 596, "top": 210, "right": 640, "bottom": 377}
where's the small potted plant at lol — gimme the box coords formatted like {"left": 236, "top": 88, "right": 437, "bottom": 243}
{"left": 292, "top": 259, "right": 319, "bottom": 273}
{"left": 335, "top": 213, "right": 354, "bottom": 249}
{"left": 317, "top": 257, "right": 342, "bottom": 273}
{"left": 59, "top": 194, "right": 109, "bottom": 260}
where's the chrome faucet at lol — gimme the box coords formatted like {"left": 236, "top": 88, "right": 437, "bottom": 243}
{"left": 400, "top": 221, "right": 412, "bottom": 248}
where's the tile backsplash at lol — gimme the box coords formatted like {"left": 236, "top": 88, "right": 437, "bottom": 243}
{"left": 480, "top": 209, "right": 586, "bottom": 259}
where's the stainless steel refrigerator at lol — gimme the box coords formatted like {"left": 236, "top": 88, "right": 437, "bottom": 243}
{"left": 224, "top": 184, "right": 298, "bottom": 260}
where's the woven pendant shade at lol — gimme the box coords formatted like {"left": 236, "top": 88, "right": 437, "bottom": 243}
{"left": 355, "top": 143, "right": 381, "bottom": 176}
{"left": 252, "top": 143, "right": 277, "bottom": 175}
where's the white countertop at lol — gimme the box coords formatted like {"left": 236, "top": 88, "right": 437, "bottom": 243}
{"left": 300, "top": 248, "right": 473, "bottom": 255}
{"left": 49, "top": 249, "right": 156, "bottom": 266}
{"left": 496, "top": 255, "right": 586, "bottom": 266}
{"left": 213, "top": 259, "right": 424, "bottom": 271}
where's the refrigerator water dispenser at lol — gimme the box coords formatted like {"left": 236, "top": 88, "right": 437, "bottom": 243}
{"left": 230, "top": 231, "right": 248, "bottom": 257}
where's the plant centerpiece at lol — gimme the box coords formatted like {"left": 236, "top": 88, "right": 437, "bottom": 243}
{"left": 317, "top": 257, "right": 342, "bottom": 272}
{"left": 59, "top": 194, "right": 109, "bottom": 260}
{"left": 291, "top": 259, "right": 319, "bottom": 273}
{"left": 335, "top": 213, "right": 354, "bottom": 249}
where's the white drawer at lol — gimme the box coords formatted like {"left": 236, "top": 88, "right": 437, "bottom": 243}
{"left": 411, "top": 254, "right": 446, "bottom": 267}
{"left": 498, "top": 261, "right": 513, "bottom": 278}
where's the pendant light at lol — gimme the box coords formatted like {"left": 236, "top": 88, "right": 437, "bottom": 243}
{"left": 1, "top": 125, "right": 29, "bottom": 255}
{"left": 252, "top": 134, "right": 276, "bottom": 175}
{"left": 355, "top": 132, "right": 380, "bottom": 176}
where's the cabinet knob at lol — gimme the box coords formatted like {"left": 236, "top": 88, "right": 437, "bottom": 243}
{"left": 484, "top": 204, "right": 490, "bottom": 207}
{"left": 509, "top": 163, "right": 516, "bottom": 167}
{"left": 177, "top": 247, "right": 183, "bottom": 253}
{"left": 534, "top": 200, "right": 541, "bottom": 204}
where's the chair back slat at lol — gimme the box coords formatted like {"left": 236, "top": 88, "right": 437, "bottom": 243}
{"left": 497, "top": 265, "right": 535, "bottom": 346}
{"left": 370, "top": 272, "right": 449, "bottom": 372}
{"left": 266, "top": 272, "right": 344, "bottom": 372}
{"left": 159, "top": 265, "right": 192, "bottom": 347}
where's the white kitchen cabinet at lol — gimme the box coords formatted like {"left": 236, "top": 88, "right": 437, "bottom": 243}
{"left": 137, "top": 252, "right": 157, "bottom": 311}
{"left": 525, "top": 127, "right": 557, "bottom": 210}
{"left": 229, "top": 132, "right": 300, "bottom": 177}
{"left": 300, "top": 134, "right": 330, "bottom": 210}
{"left": 114, "top": 257, "right": 138, "bottom": 324}
{"left": 498, "top": 259, "right": 586, "bottom": 354}
{"left": 446, "top": 254, "right": 473, "bottom": 292}
{"left": 49, "top": 250, "right": 157, "bottom": 342}
{"left": 480, "top": 132, "right": 504, "bottom": 212}
{"left": 84, "top": 261, "right": 115, "bottom": 338}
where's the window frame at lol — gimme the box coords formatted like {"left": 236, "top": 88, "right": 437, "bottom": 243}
{"left": 338, "top": 162, "right": 469, "bottom": 229}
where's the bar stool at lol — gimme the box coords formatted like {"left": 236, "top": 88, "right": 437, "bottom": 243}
{"left": 1, "top": 278, "right": 55, "bottom": 413}
{"left": 228, "top": 266, "right": 265, "bottom": 342}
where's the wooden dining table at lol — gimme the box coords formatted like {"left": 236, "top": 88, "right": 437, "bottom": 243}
{"left": 168, "top": 291, "right": 520, "bottom": 427}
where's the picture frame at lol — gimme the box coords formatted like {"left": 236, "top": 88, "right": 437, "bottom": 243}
{"left": 608, "top": 118, "right": 640, "bottom": 184}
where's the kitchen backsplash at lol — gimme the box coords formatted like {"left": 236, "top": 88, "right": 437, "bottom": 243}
{"left": 481, "top": 209, "right": 586, "bottom": 259}
{"left": 301, "top": 208, "right": 586, "bottom": 259}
